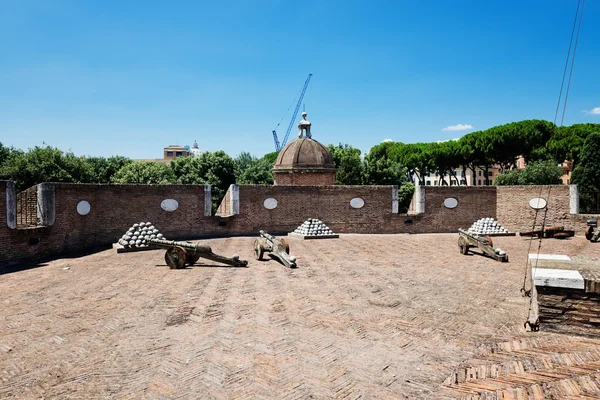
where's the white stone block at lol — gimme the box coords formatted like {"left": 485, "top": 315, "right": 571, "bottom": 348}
{"left": 532, "top": 268, "right": 584, "bottom": 290}
{"left": 528, "top": 254, "right": 571, "bottom": 261}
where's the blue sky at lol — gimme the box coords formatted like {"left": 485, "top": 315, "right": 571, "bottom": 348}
{"left": 1, "top": 0, "right": 599, "bottom": 159}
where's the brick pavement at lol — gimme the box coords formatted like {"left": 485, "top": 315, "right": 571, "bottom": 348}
{"left": 1, "top": 234, "right": 599, "bottom": 399}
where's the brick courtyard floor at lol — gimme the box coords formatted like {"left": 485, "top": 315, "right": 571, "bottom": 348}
{"left": 1, "top": 234, "right": 600, "bottom": 399}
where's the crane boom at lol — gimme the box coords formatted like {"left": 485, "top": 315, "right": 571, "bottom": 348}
{"left": 280, "top": 73, "right": 312, "bottom": 149}
{"left": 272, "top": 130, "right": 280, "bottom": 150}
{"left": 271, "top": 73, "right": 313, "bottom": 151}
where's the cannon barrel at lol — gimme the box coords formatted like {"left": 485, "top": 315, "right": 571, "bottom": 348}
{"left": 519, "top": 230, "right": 541, "bottom": 237}
{"left": 519, "top": 226, "right": 574, "bottom": 239}
{"left": 259, "top": 230, "right": 277, "bottom": 243}
{"left": 148, "top": 238, "right": 212, "bottom": 252}
{"left": 147, "top": 238, "right": 248, "bottom": 269}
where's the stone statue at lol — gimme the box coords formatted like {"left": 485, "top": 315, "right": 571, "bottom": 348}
{"left": 297, "top": 112, "right": 312, "bottom": 139}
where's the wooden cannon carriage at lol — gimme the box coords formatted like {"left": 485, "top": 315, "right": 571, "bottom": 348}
{"left": 458, "top": 229, "right": 509, "bottom": 262}
{"left": 147, "top": 238, "right": 248, "bottom": 269}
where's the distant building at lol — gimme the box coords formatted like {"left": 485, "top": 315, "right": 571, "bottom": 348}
{"left": 420, "top": 166, "right": 500, "bottom": 186}
{"left": 134, "top": 144, "right": 194, "bottom": 164}
{"left": 190, "top": 140, "right": 201, "bottom": 157}
{"left": 163, "top": 145, "right": 190, "bottom": 161}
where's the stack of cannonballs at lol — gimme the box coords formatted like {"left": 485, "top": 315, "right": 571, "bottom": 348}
{"left": 292, "top": 219, "right": 335, "bottom": 237}
{"left": 117, "top": 222, "right": 164, "bottom": 249}
{"left": 467, "top": 218, "right": 509, "bottom": 235}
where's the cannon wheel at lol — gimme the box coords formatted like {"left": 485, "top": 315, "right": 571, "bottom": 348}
{"left": 189, "top": 251, "right": 202, "bottom": 265}
{"left": 254, "top": 239, "right": 265, "bottom": 260}
{"left": 458, "top": 236, "right": 469, "bottom": 255}
{"left": 585, "top": 226, "right": 594, "bottom": 241}
{"left": 165, "top": 246, "right": 187, "bottom": 269}
{"left": 280, "top": 238, "right": 290, "bottom": 253}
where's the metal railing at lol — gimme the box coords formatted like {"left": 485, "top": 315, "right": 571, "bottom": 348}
{"left": 16, "top": 187, "right": 39, "bottom": 228}
{"left": 580, "top": 191, "right": 600, "bottom": 214}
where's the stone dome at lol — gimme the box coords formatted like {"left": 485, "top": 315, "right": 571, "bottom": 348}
{"left": 274, "top": 138, "right": 336, "bottom": 172}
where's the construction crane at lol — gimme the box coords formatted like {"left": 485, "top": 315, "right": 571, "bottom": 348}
{"left": 272, "top": 73, "right": 313, "bottom": 151}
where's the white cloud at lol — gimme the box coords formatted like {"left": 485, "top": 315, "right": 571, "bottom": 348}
{"left": 583, "top": 107, "right": 600, "bottom": 115}
{"left": 382, "top": 138, "right": 393, "bottom": 142}
{"left": 441, "top": 124, "right": 473, "bottom": 131}
{"left": 436, "top": 138, "right": 460, "bottom": 143}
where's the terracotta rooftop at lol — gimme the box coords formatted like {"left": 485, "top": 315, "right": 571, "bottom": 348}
{"left": 274, "top": 138, "right": 336, "bottom": 171}
{"left": 2, "top": 234, "right": 600, "bottom": 398}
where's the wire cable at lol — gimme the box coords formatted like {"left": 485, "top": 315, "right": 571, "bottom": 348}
{"left": 553, "top": 0, "right": 581, "bottom": 126}
{"left": 560, "top": 0, "right": 586, "bottom": 126}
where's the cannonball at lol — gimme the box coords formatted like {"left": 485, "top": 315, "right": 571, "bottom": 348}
{"left": 157, "top": 233, "right": 163, "bottom": 239}
{"left": 289, "top": 255, "right": 296, "bottom": 262}
{"left": 232, "top": 254, "right": 239, "bottom": 261}
{"left": 133, "top": 223, "right": 139, "bottom": 228}
{"left": 135, "top": 239, "right": 142, "bottom": 245}
{"left": 150, "top": 234, "right": 156, "bottom": 239}
{"left": 129, "top": 240, "right": 136, "bottom": 246}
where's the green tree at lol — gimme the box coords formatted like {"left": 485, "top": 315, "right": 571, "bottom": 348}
{"left": 84, "top": 156, "right": 133, "bottom": 183}
{"left": 545, "top": 124, "right": 600, "bottom": 165}
{"left": 398, "top": 183, "right": 415, "bottom": 213}
{"left": 0, "top": 142, "right": 12, "bottom": 167}
{"left": 494, "top": 160, "right": 562, "bottom": 186}
{"left": 170, "top": 151, "right": 236, "bottom": 212}
{"left": 0, "top": 145, "right": 93, "bottom": 191}
{"left": 430, "top": 141, "right": 463, "bottom": 185}
{"left": 571, "top": 132, "right": 600, "bottom": 212}
{"left": 493, "top": 169, "right": 520, "bottom": 186}
{"left": 262, "top": 151, "right": 280, "bottom": 165}
{"left": 362, "top": 152, "right": 407, "bottom": 185}
{"left": 517, "top": 160, "right": 562, "bottom": 185}
{"left": 111, "top": 161, "right": 176, "bottom": 184}
{"left": 327, "top": 144, "right": 363, "bottom": 185}
{"left": 234, "top": 152, "right": 274, "bottom": 184}
{"left": 457, "top": 133, "right": 485, "bottom": 185}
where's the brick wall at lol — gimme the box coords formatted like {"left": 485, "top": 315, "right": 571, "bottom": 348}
{"left": 2, "top": 181, "right": 587, "bottom": 266}
{"left": 216, "top": 185, "right": 498, "bottom": 236}
{"left": 0, "top": 183, "right": 214, "bottom": 265}
{"left": 274, "top": 171, "right": 336, "bottom": 186}
{"left": 220, "top": 185, "right": 404, "bottom": 235}
{"left": 496, "top": 185, "right": 575, "bottom": 233}
{"left": 416, "top": 186, "right": 497, "bottom": 233}
{"left": 0, "top": 181, "right": 8, "bottom": 251}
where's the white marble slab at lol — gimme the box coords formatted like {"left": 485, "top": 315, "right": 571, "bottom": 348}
{"left": 528, "top": 254, "right": 571, "bottom": 261}
{"left": 533, "top": 268, "right": 584, "bottom": 290}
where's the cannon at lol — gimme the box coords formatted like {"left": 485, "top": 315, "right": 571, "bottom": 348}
{"left": 147, "top": 238, "right": 248, "bottom": 269}
{"left": 254, "top": 230, "right": 297, "bottom": 268}
{"left": 519, "top": 226, "right": 575, "bottom": 239}
{"left": 458, "top": 229, "right": 509, "bottom": 262}
{"left": 586, "top": 226, "right": 600, "bottom": 243}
